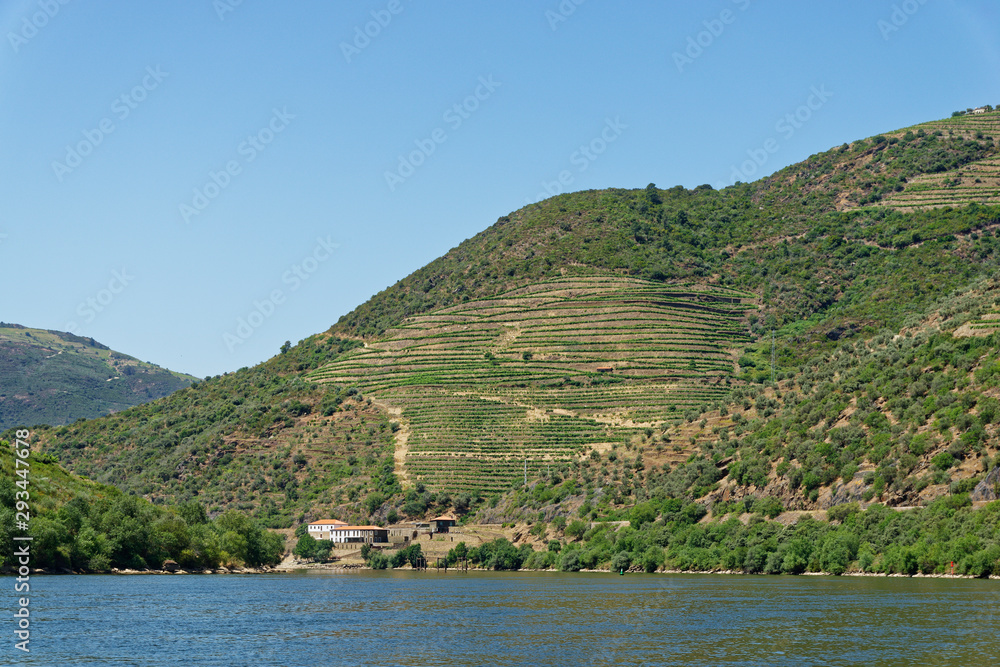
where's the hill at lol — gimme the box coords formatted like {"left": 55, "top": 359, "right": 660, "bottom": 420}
{"left": 0, "top": 324, "right": 198, "bottom": 431}
{"left": 19, "top": 110, "right": 1000, "bottom": 538}
{"left": 313, "top": 276, "right": 755, "bottom": 492}
{"left": 0, "top": 435, "right": 282, "bottom": 572}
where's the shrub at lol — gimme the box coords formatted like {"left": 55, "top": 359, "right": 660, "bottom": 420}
{"left": 827, "top": 502, "right": 860, "bottom": 523}
{"left": 611, "top": 550, "right": 632, "bottom": 572}
{"left": 391, "top": 543, "right": 423, "bottom": 568}
{"left": 932, "top": 452, "right": 956, "bottom": 471}
{"left": 565, "top": 519, "right": 588, "bottom": 540}
{"left": 559, "top": 550, "right": 582, "bottom": 572}
{"left": 753, "top": 497, "right": 784, "bottom": 519}
{"left": 367, "top": 552, "right": 389, "bottom": 569}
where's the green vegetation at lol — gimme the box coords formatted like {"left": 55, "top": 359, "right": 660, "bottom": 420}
{"left": 12, "top": 336, "right": 405, "bottom": 527}
{"left": 0, "top": 324, "right": 197, "bottom": 431}
{"left": 0, "top": 440, "right": 282, "bottom": 571}
{"left": 16, "top": 110, "right": 1000, "bottom": 566}
{"left": 313, "top": 277, "right": 751, "bottom": 492}
{"left": 509, "top": 497, "right": 1000, "bottom": 577}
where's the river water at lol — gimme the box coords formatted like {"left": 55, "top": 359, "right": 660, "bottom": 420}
{"left": 4, "top": 570, "right": 999, "bottom": 666}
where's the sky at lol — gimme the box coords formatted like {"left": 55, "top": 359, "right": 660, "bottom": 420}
{"left": 2, "top": 0, "right": 999, "bottom": 379}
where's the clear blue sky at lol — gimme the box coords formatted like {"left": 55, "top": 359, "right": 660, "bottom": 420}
{"left": 2, "top": 0, "right": 999, "bottom": 378}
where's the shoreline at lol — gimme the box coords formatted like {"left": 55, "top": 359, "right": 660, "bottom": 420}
{"left": 6, "top": 563, "right": 996, "bottom": 579}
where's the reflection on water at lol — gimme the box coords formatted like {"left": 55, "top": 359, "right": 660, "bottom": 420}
{"left": 4, "top": 570, "right": 999, "bottom": 666}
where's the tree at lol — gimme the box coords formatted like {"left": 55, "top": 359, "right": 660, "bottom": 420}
{"left": 178, "top": 501, "right": 208, "bottom": 526}
{"left": 558, "top": 549, "right": 581, "bottom": 572}
{"left": 565, "top": 519, "right": 588, "bottom": 540}
{"left": 477, "top": 538, "right": 524, "bottom": 570}
{"left": 640, "top": 546, "right": 664, "bottom": 573}
{"left": 645, "top": 183, "right": 661, "bottom": 205}
{"left": 391, "top": 543, "right": 423, "bottom": 568}
{"left": 313, "top": 540, "right": 333, "bottom": 561}
{"left": 280, "top": 341, "right": 291, "bottom": 354}
{"left": 294, "top": 534, "right": 318, "bottom": 558}
{"left": 368, "top": 552, "right": 390, "bottom": 569}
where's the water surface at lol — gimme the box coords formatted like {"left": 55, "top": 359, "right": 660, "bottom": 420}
{"left": 4, "top": 571, "right": 999, "bottom": 666}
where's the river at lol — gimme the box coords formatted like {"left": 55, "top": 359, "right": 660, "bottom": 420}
{"left": 4, "top": 570, "right": 999, "bottom": 666}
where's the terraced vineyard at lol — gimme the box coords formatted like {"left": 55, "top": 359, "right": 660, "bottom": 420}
{"left": 957, "top": 311, "right": 1000, "bottom": 338}
{"left": 880, "top": 112, "right": 1000, "bottom": 210}
{"left": 311, "top": 277, "right": 756, "bottom": 492}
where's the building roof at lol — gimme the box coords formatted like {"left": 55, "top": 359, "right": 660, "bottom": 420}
{"left": 331, "top": 525, "right": 387, "bottom": 531}
{"left": 309, "top": 519, "right": 348, "bottom": 526}
{"left": 430, "top": 514, "right": 457, "bottom": 522}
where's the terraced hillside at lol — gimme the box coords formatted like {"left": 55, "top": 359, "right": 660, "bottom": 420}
{"left": 878, "top": 112, "right": 1000, "bottom": 210}
{"left": 22, "top": 109, "right": 1000, "bottom": 530}
{"left": 312, "top": 277, "right": 756, "bottom": 492}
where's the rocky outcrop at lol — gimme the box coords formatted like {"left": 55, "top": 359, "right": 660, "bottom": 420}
{"left": 971, "top": 467, "right": 1000, "bottom": 502}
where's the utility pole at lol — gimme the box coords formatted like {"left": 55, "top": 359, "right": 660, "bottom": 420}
{"left": 524, "top": 458, "right": 527, "bottom": 486}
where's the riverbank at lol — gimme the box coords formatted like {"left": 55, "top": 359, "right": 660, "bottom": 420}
{"left": 6, "top": 562, "right": 997, "bottom": 579}
{"left": 0, "top": 565, "right": 284, "bottom": 576}
{"left": 268, "top": 559, "right": 999, "bottom": 580}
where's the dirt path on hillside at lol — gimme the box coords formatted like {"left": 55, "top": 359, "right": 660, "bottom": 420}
{"left": 373, "top": 401, "right": 411, "bottom": 486}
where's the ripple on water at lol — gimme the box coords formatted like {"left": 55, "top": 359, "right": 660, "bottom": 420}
{"left": 5, "top": 571, "right": 999, "bottom": 667}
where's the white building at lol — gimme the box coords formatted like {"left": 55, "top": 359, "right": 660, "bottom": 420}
{"left": 973, "top": 107, "right": 988, "bottom": 115}
{"left": 328, "top": 525, "right": 389, "bottom": 544}
{"left": 307, "top": 519, "right": 348, "bottom": 540}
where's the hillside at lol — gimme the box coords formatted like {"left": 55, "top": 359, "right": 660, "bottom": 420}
{"left": 20, "top": 109, "right": 1000, "bottom": 536}
{"left": 0, "top": 324, "right": 198, "bottom": 430}
{"left": 313, "top": 277, "right": 755, "bottom": 492}
{"left": 332, "top": 113, "right": 999, "bottom": 340}
{"left": 0, "top": 437, "right": 282, "bottom": 572}
{"left": 17, "top": 337, "right": 402, "bottom": 529}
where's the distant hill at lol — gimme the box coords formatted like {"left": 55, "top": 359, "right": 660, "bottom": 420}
{"left": 0, "top": 324, "right": 198, "bottom": 430}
